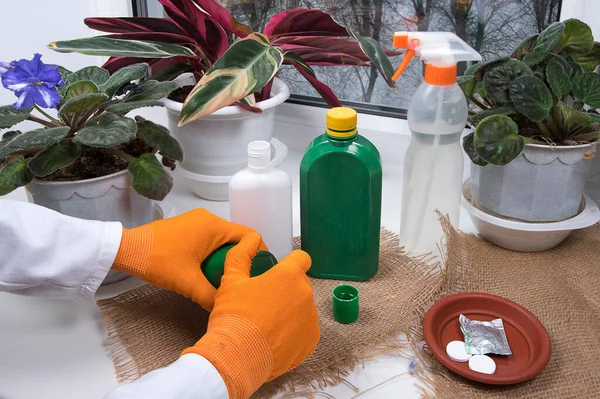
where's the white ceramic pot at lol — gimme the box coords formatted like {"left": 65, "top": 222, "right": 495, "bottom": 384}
{"left": 26, "top": 169, "right": 154, "bottom": 284}
{"left": 471, "top": 143, "right": 597, "bottom": 222}
{"left": 163, "top": 77, "right": 291, "bottom": 177}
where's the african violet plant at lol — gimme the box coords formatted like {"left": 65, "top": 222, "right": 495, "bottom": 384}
{"left": 459, "top": 19, "right": 600, "bottom": 167}
{"left": 0, "top": 55, "right": 181, "bottom": 200}
{"left": 47, "top": 0, "right": 397, "bottom": 126}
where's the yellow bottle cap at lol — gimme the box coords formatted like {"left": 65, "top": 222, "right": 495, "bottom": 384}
{"left": 326, "top": 107, "right": 357, "bottom": 138}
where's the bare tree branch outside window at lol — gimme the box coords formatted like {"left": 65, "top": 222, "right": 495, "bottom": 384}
{"left": 144, "top": 0, "right": 561, "bottom": 110}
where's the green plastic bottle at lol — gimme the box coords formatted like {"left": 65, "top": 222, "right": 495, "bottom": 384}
{"left": 300, "top": 107, "right": 382, "bottom": 281}
{"left": 201, "top": 245, "right": 278, "bottom": 288}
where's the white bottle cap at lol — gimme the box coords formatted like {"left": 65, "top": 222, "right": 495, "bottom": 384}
{"left": 247, "top": 140, "right": 271, "bottom": 168}
{"left": 468, "top": 354, "right": 496, "bottom": 374}
{"left": 445, "top": 340, "right": 471, "bottom": 362}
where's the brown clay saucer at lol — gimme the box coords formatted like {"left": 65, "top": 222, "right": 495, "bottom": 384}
{"left": 423, "top": 292, "right": 551, "bottom": 385}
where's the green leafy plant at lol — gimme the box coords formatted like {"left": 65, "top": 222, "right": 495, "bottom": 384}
{"left": 47, "top": 0, "right": 397, "bottom": 126}
{"left": 460, "top": 19, "right": 600, "bottom": 166}
{"left": 0, "top": 60, "right": 181, "bottom": 200}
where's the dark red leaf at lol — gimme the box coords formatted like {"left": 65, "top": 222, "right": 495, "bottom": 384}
{"left": 103, "top": 56, "right": 153, "bottom": 74}
{"left": 279, "top": 45, "right": 368, "bottom": 66}
{"left": 286, "top": 57, "right": 342, "bottom": 107}
{"left": 85, "top": 17, "right": 185, "bottom": 35}
{"left": 265, "top": 9, "right": 348, "bottom": 38}
{"left": 236, "top": 101, "right": 263, "bottom": 113}
{"left": 190, "top": 0, "right": 252, "bottom": 37}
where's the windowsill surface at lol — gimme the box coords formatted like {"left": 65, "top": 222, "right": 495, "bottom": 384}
{"left": 0, "top": 102, "right": 477, "bottom": 399}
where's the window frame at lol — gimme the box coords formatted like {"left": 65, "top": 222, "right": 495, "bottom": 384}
{"left": 127, "top": 0, "right": 589, "bottom": 119}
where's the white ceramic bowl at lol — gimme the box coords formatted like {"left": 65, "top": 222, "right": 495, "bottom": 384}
{"left": 178, "top": 138, "right": 288, "bottom": 201}
{"left": 462, "top": 179, "right": 600, "bottom": 252}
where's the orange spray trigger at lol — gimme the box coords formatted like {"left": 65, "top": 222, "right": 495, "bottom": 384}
{"left": 392, "top": 49, "right": 415, "bottom": 81}
{"left": 392, "top": 36, "right": 420, "bottom": 81}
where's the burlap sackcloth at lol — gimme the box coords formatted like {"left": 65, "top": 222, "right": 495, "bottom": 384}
{"left": 411, "top": 219, "right": 600, "bottom": 399}
{"left": 97, "top": 230, "right": 443, "bottom": 398}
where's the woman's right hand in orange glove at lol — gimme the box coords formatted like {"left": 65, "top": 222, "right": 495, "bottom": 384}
{"left": 182, "top": 232, "right": 320, "bottom": 399}
{"left": 112, "top": 208, "right": 265, "bottom": 311}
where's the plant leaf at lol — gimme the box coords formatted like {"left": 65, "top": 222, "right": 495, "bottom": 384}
{"left": 554, "top": 19, "right": 594, "bottom": 54}
{"left": 458, "top": 75, "right": 477, "bottom": 98}
{"left": 572, "top": 72, "right": 600, "bottom": 108}
{"left": 470, "top": 105, "right": 517, "bottom": 125}
{"left": 462, "top": 132, "right": 488, "bottom": 166}
{"left": 105, "top": 100, "right": 164, "bottom": 114}
{"left": 125, "top": 80, "right": 177, "bottom": 102}
{"left": 85, "top": 17, "right": 186, "bottom": 35}
{"left": 135, "top": 117, "right": 183, "bottom": 162}
{"left": 100, "top": 63, "right": 149, "bottom": 98}
{"left": 511, "top": 34, "right": 539, "bottom": 60}
{"left": 74, "top": 114, "right": 137, "bottom": 147}
{"left": 0, "top": 157, "right": 33, "bottom": 195}
{"left": 0, "top": 105, "right": 32, "bottom": 129}
{"left": 345, "top": 27, "right": 396, "bottom": 88}
{"left": 128, "top": 153, "right": 173, "bottom": 200}
{"left": 565, "top": 52, "right": 585, "bottom": 78}
{"left": 149, "top": 63, "right": 192, "bottom": 82}
{"left": 546, "top": 57, "right": 571, "bottom": 97}
{"left": 509, "top": 75, "right": 553, "bottom": 121}
{"left": 27, "top": 140, "right": 82, "bottom": 177}
{"left": 265, "top": 8, "right": 348, "bottom": 38}
{"left": 0, "top": 131, "right": 20, "bottom": 161}
{"left": 190, "top": 0, "right": 252, "bottom": 37}
{"left": 546, "top": 53, "right": 572, "bottom": 76}
{"left": 523, "top": 22, "right": 565, "bottom": 65}
{"left": 180, "top": 33, "right": 284, "bottom": 125}
{"left": 558, "top": 102, "right": 598, "bottom": 129}
{"left": 58, "top": 93, "right": 109, "bottom": 118}
{"left": 7, "top": 127, "right": 70, "bottom": 150}
{"left": 63, "top": 66, "right": 110, "bottom": 86}
{"left": 48, "top": 37, "right": 196, "bottom": 58}
{"left": 284, "top": 52, "right": 342, "bottom": 108}
{"left": 473, "top": 57, "right": 510, "bottom": 81}
{"left": 483, "top": 59, "right": 533, "bottom": 102}
{"left": 571, "top": 42, "right": 600, "bottom": 72}
{"left": 65, "top": 80, "right": 99, "bottom": 100}
{"left": 473, "top": 115, "right": 525, "bottom": 166}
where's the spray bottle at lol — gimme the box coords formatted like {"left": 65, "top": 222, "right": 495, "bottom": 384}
{"left": 392, "top": 32, "right": 481, "bottom": 257}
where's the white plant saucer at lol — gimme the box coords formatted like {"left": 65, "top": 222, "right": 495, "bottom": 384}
{"left": 462, "top": 179, "right": 600, "bottom": 252}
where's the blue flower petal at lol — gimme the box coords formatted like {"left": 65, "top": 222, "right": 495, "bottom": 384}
{"left": 13, "top": 87, "right": 36, "bottom": 109}
{"left": 31, "top": 84, "right": 60, "bottom": 108}
{"left": 0, "top": 61, "right": 12, "bottom": 75}
{"left": 38, "top": 64, "right": 63, "bottom": 88}
{"left": 11, "top": 53, "right": 43, "bottom": 79}
{"left": 1, "top": 69, "right": 31, "bottom": 92}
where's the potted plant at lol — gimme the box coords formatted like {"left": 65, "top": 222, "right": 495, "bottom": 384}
{"left": 0, "top": 56, "right": 181, "bottom": 282}
{"left": 47, "top": 0, "right": 397, "bottom": 199}
{"left": 459, "top": 19, "right": 600, "bottom": 222}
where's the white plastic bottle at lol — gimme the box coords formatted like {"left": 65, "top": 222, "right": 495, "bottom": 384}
{"left": 391, "top": 32, "right": 481, "bottom": 257}
{"left": 229, "top": 140, "right": 293, "bottom": 260}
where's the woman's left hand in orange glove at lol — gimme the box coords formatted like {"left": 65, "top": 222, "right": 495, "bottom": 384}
{"left": 111, "top": 208, "right": 266, "bottom": 311}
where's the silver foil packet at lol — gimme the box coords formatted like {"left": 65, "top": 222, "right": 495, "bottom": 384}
{"left": 459, "top": 314, "right": 512, "bottom": 356}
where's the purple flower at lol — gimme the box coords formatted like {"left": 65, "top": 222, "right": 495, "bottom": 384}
{"left": 0, "top": 62, "right": 12, "bottom": 75}
{"left": 1, "top": 54, "right": 64, "bottom": 109}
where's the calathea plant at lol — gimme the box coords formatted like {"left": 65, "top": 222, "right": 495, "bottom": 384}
{"left": 47, "top": 0, "right": 397, "bottom": 125}
{"left": 459, "top": 19, "right": 600, "bottom": 166}
{"left": 0, "top": 54, "right": 181, "bottom": 200}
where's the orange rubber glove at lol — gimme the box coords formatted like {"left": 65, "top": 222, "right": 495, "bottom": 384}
{"left": 182, "top": 232, "right": 320, "bottom": 399}
{"left": 112, "top": 209, "right": 265, "bottom": 311}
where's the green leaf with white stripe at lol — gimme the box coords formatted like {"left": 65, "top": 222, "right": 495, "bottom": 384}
{"left": 48, "top": 37, "right": 196, "bottom": 58}
{"left": 0, "top": 156, "right": 33, "bottom": 195}
{"left": 346, "top": 27, "right": 397, "bottom": 89}
{"left": 74, "top": 114, "right": 137, "bottom": 147}
{"left": 100, "top": 63, "right": 149, "bottom": 98}
{"left": 180, "top": 33, "right": 283, "bottom": 125}
{"left": 7, "top": 127, "right": 70, "bottom": 150}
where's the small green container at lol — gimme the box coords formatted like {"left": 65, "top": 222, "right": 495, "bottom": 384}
{"left": 201, "top": 244, "right": 278, "bottom": 288}
{"left": 332, "top": 284, "right": 359, "bottom": 324}
{"left": 300, "top": 107, "right": 382, "bottom": 281}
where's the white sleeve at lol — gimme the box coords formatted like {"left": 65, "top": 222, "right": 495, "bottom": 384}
{"left": 0, "top": 199, "right": 122, "bottom": 302}
{"left": 105, "top": 354, "right": 229, "bottom": 399}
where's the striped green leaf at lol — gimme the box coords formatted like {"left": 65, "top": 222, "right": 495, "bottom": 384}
{"left": 0, "top": 157, "right": 33, "bottom": 195}
{"left": 48, "top": 37, "right": 196, "bottom": 58}
{"left": 180, "top": 33, "right": 283, "bottom": 125}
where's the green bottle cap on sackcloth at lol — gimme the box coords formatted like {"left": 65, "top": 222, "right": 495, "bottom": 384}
{"left": 201, "top": 244, "right": 278, "bottom": 288}
{"left": 332, "top": 284, "right": 360, "bottom": 324}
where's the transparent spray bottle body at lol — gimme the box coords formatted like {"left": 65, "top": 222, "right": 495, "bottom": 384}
{"left": 400, "top": 80, "right": 467, "bottom": 256}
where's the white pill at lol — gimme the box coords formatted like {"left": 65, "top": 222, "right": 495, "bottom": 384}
{"left": 468, "top": 354, "right": 496, "bottom": 374}
{"left": 445, "top": 340, "right": 471, "bottom": 362}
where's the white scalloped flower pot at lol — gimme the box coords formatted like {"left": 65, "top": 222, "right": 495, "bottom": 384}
{"left": 470, "top": 143, "right": 597, "bottom": 222}
{"left": 26, "top": 169, "right": 154, "bottom": 284}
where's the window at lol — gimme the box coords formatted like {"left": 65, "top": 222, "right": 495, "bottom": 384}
{"left": 135, "top": 0, "right": 562, "bottom": 114}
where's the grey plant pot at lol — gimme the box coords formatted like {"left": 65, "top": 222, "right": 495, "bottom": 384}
{"left": 470, "top": 143, "right": 597, "bottom": 222}
{"left": 26, "top": 169, "right": 154, "bottom": 284}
